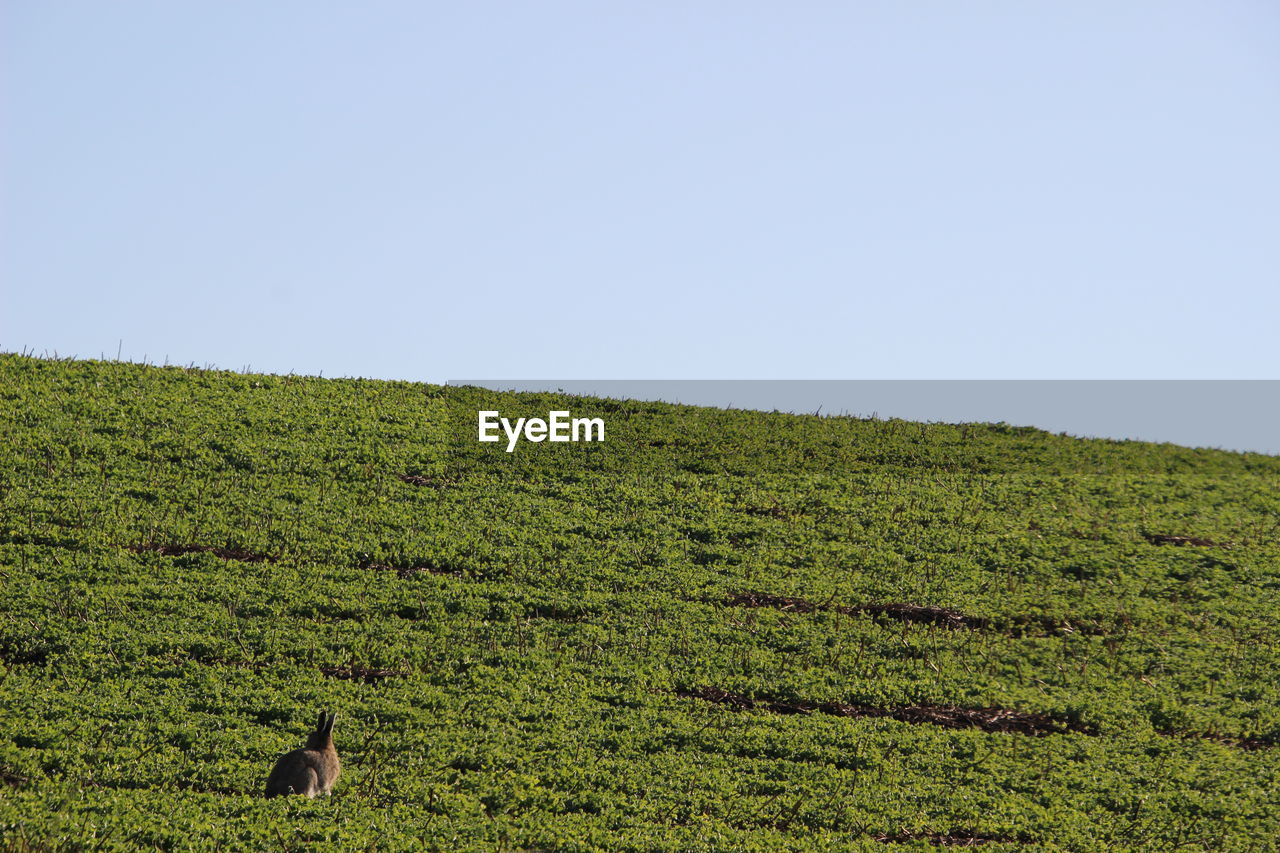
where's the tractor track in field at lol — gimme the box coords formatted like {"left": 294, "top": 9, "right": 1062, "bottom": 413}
{"left": 676, "top": 686, "right": 1097, "bottom": 737}
{"left": 679, "top": 686, "right": 1273, "bottom": 750}
{"left": 724, "top": 590, "right": 1113, "bottom": 637}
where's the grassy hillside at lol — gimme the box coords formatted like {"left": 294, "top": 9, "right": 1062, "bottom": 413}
{"left": 1, "top": 354, "right": 1278, "bottom": 851}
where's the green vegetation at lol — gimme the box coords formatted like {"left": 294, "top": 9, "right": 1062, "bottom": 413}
{"left": 1, "top": 353, "right": 1278, "bottom": 851}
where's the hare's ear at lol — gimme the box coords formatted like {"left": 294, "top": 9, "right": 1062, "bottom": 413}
{"left": 325, "top": 711, "right": 337, "bottom": 733}
{"left": 316, "top": 709, "right": 328, "bottom": 733}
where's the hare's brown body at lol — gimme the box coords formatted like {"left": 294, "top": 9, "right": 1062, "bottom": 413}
{"left": 265, "top": 710, "right": 340, "bottom": 798}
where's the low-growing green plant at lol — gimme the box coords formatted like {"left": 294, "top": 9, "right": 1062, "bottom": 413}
{"left": 0, "top": 354, "right": 1277, "bottom": 851}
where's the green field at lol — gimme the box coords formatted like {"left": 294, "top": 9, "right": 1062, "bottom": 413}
{"left": 1, "top": 354, "right": 1278, "bottom": 851}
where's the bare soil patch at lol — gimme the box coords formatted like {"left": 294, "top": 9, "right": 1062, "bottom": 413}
{"left": 678, "top": 686, "right": 1097, "bottom": 737}
{"left": 1143, "top": 533, "right": 1226, "bottom": 547}
{"left": 127, "top": 543, "right": 277, "bottom": 563}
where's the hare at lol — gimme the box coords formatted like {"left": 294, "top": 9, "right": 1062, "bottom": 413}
{"left": 264, "top": 710, "right": 341, "bottom": 798}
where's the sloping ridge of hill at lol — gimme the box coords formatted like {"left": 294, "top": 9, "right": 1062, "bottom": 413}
{"left": 1, "top": 353, "right": 1278, "bottom": 851}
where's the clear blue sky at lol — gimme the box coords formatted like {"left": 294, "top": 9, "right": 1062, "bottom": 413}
{"left": 3, "top": 2, "right": 1278, "bottom": 380}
